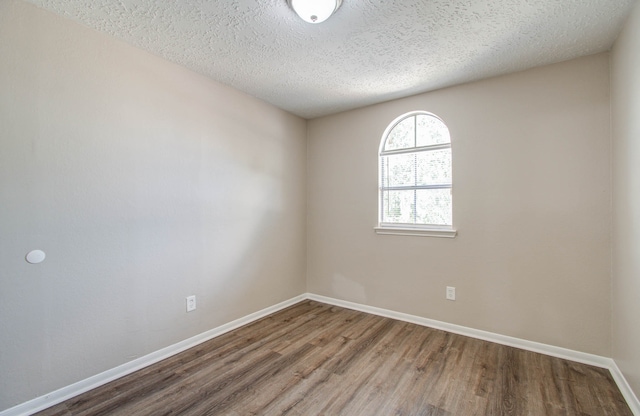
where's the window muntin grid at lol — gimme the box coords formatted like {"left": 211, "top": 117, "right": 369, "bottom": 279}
{"left": 379, "top": 112, "right": 452, "bottom": 227}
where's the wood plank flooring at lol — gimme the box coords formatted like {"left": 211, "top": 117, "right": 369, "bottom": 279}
{"left": 35, "top": 301, "right": 632, "bottom": 415}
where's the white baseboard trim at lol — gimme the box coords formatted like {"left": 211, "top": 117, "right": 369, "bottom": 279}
{"left": 3, "top": 292, "right": 639, "bottom": 416}
{"left": 306, "top": 294, "right": 609, "bottom": 367}
{"left": 306, "top": 293, "right": 640, "bottom": 416}
{"left": 610, "top": 360, "right": 640, "bottom": 415}
{"left": 0, "top": 294, "right": 307, "bottom": 416}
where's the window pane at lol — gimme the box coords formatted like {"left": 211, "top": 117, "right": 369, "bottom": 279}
{"left": 416, "top": 188, "right": 452, "bottom": 225}
{"left": 382, "top": 149, "right": 451, "bottom": 188}
{"left": 384, "top": 116, "right": 415, "bottom": 151}
{"left": 416, "top": 115, "right": 450, "bottom": 147}
{"left": 379, "top": 112, "right": 453, "bottom": 229}
{"left": 382, "top": 189, "right": 415, "bottom": 224}
{"left": 381, "top": 153, "right": 414, "bottom": 187}
{"left": 416, "top": 148, "right": 451, "bottom": 186}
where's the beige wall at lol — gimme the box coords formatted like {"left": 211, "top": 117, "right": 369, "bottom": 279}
{"left": 0, "top": 0, "right": 630, "bottom": 411}
{"left": 0, "top": 0, "right": 307, "bottom": 410}
{"left": 307, "top": 54, "right": 612, "bottom": 356}
{"left": 612, "top": 0, "right": 640, "bottom": 400}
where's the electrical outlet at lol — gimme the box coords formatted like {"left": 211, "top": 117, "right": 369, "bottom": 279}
{"left": 446, "top": 286, "right": 456, "bottom": 301}
{"left": 186, "top": 295, "right": 196, "bottom": 312}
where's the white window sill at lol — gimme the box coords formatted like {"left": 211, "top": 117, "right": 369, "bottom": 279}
{"left": 374, "top": 226, "right": 457, "bottom": 238}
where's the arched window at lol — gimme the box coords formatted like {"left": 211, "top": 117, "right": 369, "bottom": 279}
{"left": 377, "top": 111, "right": 455, "bottom": 237}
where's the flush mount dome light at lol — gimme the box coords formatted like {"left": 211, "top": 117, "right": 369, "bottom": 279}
{"left": 287, "top": 0, "right": 343, "bottom": 24}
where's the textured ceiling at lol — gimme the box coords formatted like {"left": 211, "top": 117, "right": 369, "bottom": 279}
{"left": 24, "top": 0, "right": 637, "bottom": 119}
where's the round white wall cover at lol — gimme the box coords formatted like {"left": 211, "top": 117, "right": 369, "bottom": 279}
{"left": 26, "top": 250, "right": 46, "bottom": 264}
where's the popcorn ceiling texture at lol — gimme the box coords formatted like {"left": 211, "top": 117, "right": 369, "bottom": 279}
{"left": 24, "top": 0, "right": 636, "bottom": 118}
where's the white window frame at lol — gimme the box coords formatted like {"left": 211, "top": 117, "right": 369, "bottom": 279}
{"left": 375, "top": 111, "right": 457, "bottom": 238}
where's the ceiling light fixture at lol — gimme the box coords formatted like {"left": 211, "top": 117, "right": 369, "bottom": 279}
{"left": 287, "top": 0, "right": 342, "bottom": 24}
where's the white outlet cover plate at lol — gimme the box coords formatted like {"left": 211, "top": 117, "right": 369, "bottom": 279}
{"left": 446, "top": 286, "right": 456, "bottom": 301}
{"left": 186, "top": 295, "right": 196, "bottom": 312}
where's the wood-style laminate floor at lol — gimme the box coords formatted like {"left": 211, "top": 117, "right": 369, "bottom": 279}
{"left": 35, "top": 300, "right": 632, "bottom": 416}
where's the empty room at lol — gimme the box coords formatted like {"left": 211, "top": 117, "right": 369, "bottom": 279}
{"left": 1, "top": 0, "right": 640, "bottom": 414}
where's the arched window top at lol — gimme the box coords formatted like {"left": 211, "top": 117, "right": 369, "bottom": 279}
{"left": 377, "top": 111, "right": 456, "bottom": 238}
{"left": 381, "top": 111, "right": 450, "bottom": 152}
